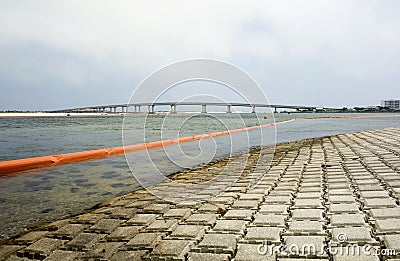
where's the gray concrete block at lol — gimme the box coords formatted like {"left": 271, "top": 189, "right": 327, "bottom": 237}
{"left": 244, "top": 226, "right": 282, "bottom": 243}
{"left": 126, "top": 213, "right": 158, "bottom": 226}
{"left": 187, "top": 252, "right": 230, "bottom": 261}
{"left": 212, "top": 220, "right": 247, "bottom": 234}
{"left": 106, "top": 226, "right": 142, "bottom": 241}
{"left": 146, "top": 239, "right": 194, "bottom": 261}
{"left": 125, "top": 232, "right": 165, "bottom": 250}
{"left": 287, "top": 220, "right": 325, "bottom": 235}
{"left": 291, "top": 209, "right": 324, "bottom": 220}
{"left": 235, "top": 243, "right": 276, "bottom": 261}
{"left": 185, "top": 213, "right": 217, "bottom": 226}
{"left": 196, "top": 233, "right": 238, "bottom": 255}
{"left": 168, "top": 225, "right": 207, "bottom": 240}
{"left": 253, "top": 214, "right": 286, "bottom": 227}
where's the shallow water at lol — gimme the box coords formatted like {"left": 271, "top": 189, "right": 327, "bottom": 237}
{"left": 0, "top": 113, "right": 399, "bottom": 240}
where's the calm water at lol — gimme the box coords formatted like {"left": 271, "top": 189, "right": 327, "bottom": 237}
{"left": 0, "top": 113, "right": 399, "bottom": 240}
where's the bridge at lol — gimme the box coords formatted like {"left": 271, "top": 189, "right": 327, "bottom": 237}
{"left": 49, "top": 102, "right": 342, "bottom": 114}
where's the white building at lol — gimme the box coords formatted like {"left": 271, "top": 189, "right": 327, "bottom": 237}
{"left": 381, "top": 99, "right": 400, "bottom": 110}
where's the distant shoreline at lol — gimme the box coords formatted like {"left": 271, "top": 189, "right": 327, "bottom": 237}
{"left": 1, "top": 111, "right": 399, "bottom": 118}
{"left": 0, "top": 112, "right": 123, "bottom": 118}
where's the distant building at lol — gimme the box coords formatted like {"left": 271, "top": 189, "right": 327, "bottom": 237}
{"left": 381, "top": 99, "right": 400, "bottom": 110}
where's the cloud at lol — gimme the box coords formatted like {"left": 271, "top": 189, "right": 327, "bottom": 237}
{"left": 0, "top": 0, "right": 399, "bottom": 110}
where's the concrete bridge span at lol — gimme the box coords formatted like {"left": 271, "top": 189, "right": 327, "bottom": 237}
{"left": 49, "top": 102, "right": 331, "bottom": 114}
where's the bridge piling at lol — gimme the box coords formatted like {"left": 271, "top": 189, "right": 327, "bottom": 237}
{"left": 170, "top": 105, "right": 177, "bottom": 113}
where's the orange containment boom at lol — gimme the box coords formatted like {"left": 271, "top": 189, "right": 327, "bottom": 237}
{"left": 0, "top": 122, "right": 281, "bottom": 176}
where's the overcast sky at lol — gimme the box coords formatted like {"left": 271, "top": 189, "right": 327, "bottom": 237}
{"left": 0, "top": 0, "right": 399, "bottom": 110}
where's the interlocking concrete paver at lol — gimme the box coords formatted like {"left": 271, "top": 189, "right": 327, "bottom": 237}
{"left": 232, "top": 199, "right": 260, "bottom": 209}
{"left": 125, "top": 232, "right": 165, "bottom": 250}
{"left": 142, "top": 203, "right": 172, "bottom": 214}
{"left": 264, "top": 195, "right": 292, "bottom": 205}
{"left": 185, "top": 213, "right": 217, "bottom": 226}
{"left": 208, "top": 196, "right": 236, "bottom": 205}
{"left": 374, "top": 219, "right": 400, "bottom": 234}
{"left": 18, "top": 238, "right": 66, "bottom": 259}
{"left": 5, "top": 254, "right": 28, "bottom": 261}
{"left": 146, "top": 239, "right": 194, "bottom": 261}
{"left": 163, "top": 208, "right": 192, "bottom": 219}
{"left": 187, "top": 252, "right": 231, "bottom": 260}
{"left": 14, "top": 231, "right": 48, "bottom": 245}
{"left": 146, "top": 219, "right": 178, "bottom": 232}
{"left": 108, "top": 207, "right": 137, "bottom": 219}
{"left": 296, "top": 192, "right": 322, "bottom": 199}
{"left": 81, "top": 242, "right": 123, "bottom": 259}
{"left": 223, "top": 209, "right": 255, "bottom": 220}
{"left": 0, "top": 245, "right": 24, "bottom": 260}
{"left": 293, "top": 198, "right": 323, "bottom": 209}
{"left": 244, "top": 226, "right": 281, "bottom": 243}
{"left": 87, "top": 218, "right": 122, "bottom": 233}
{"left": 331, "top": 227, "right": 376, "bottom": 244}
{"left": 42, "top": 250, "right": 80, "bottom": 261}
{"left": 126, "top": 213, "right": 158, "bottom": 226}
{"left": 287, "top": 220, "right": 325, "bottom": 235}
{"left": 291, "top": 209, "right": 324, "bottom": 220}
{"left": 239, "top": 193, "right": 264, "bottom": 201}
{"left": 48, "top": 224, "right": 85, "bottom": 240}
{"left": 253, "top": 214, "right": 286, "bottom": 227}
{"left": 63, "top": 233, "right": 105, "bottom": 251}
{"left": 369, "top": 207, "right": 400, "bottom": 219}
{"left": 168, "top": 225, "right": 207, "bottom": 240}
{"left": 212, "top": 220, "right": 247, "bottom": 234}
{"left": 235, "top": 243, "right": 276, "bottom": 261}
{"left": 259, "top": 204, "right": 289, "bottom": 214}
{"left": 329, "top": 213, "right": 366, "bottom": 227}
{"left": 109, "top": 250, "right": 147, "bottom": 261}
{"left": 362, "top": 198, "right": 398, "bottom": 208}
{"left": 195, "top": 233, "right": 237, "bottom": 255}
{"left": 382, "top": 234, "right": 400, "bottom": 253}
{"left": 328, "top": 203, "right": 361, "bottom": 214}
{"left": 328, "top": 195, "right": 357, "bottom": 204}
{"left": 106, "top": 226, "right": 142, "bottom": 241}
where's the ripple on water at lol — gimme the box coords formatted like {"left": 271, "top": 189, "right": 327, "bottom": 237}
{"left": 83, "top": 161, "right": 102, "bottom": 166}
{"left": 77, "top": 183, "right": 96, "bottom": 188}
{"left": 73, "top": 178, "right": 88, "bottom": 184}
{"left": 110, "top": 183, "right": 130, "bottom": 188}
{"left": 112, "top": 164, "right": 128, "bottom": 169}
{"left": 40, "top": 208, "right": 54, "bottom": 214}
{"left": 70, "top": 187, "right": 79, "bottom": 193}
{"left": 101, "top": 171, "right": 120, "bottom": 179}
